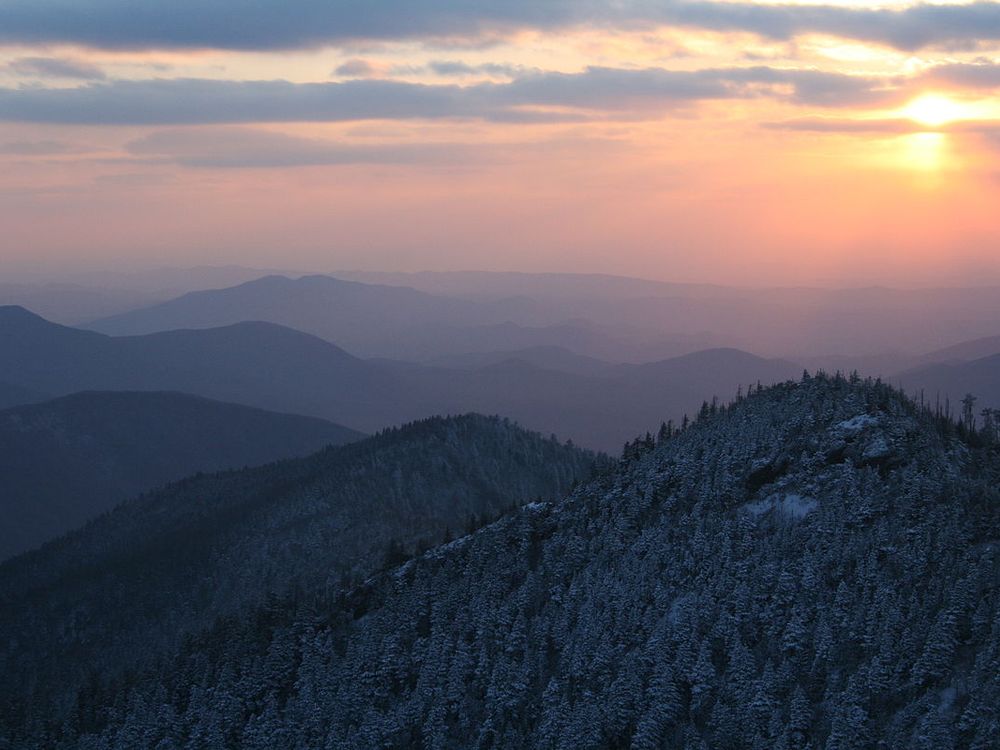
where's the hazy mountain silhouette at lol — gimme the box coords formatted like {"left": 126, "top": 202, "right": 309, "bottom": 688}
{"left": 85, "top": 274, "right": 724, "bottom": 362}
{"left": 337, "top": 272, "right": 1000, "bottom": 360}
{"left": 0, "top": 415, "right": 598, "bottom": 732}
{"left": 897, "top": 352, "right": 1000, "bottom": 414}
{"left": 65, "top": 264, "right": 299, "bottom": 296}
{"left": 427, "top": 345, "right": 618, "bottom": 377}
{"left": 917, "top": 334, "right": 1000, "bottom": 365}
{"left": 333, "top": 269, "right": 728, "bottom": 301}
{"left": 87, "top": 274, "right": 500, "bottom": 358}
{"left": 2, "top": 306, "right": 802, "bottom": 450}
{"left": 0, "top": 390, "right": 361, "bottom": 560}
{"left": 0, "top": 283, "right": 161, "bottom": 325}
{"left": 0, "top": 305, "right": 408, "bottom": 428}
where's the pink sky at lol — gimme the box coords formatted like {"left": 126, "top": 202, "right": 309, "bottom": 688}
{"left": 2, "top": 1, "right": 1000, "bottom": 286}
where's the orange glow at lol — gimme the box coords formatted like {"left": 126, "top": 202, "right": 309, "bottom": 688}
{"left": 2, "top": 22, "right": 1000, "bottom": 285}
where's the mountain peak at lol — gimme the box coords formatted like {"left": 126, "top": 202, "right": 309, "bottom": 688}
{"left": 0, "top": 305, "right": 45, "bottom": 323}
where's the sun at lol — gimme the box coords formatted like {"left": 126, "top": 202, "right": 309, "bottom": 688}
{"left": 902, "top": 94, "right": 965, "bottom": 128}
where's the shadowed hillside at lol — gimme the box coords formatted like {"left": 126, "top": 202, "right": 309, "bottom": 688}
{"left": 0, "top": 391, "right": 361, "bottom": 559}
{"left": 0, "top": 414, "right": 600, "bottom": 739}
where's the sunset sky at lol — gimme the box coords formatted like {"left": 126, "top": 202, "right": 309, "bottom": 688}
{"left": 3, "top": 1, "right": 1000, "bottom": 286}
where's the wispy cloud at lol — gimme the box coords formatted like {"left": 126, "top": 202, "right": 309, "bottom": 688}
{"left": 333, "top": 59, "right": 379, "bottom": 78}
{"left": 762, "top": 118, "right": 923, "bottom": 134}
{"left": 0, "top": 139, "right": 87, "bottom": 155}
{"left": 0, "top": 66, "right": 894, "bottom": 126}
{"left": 427, "top": 60, "right": 527, "bottom": 78}
{"left": 763, "top": 116, "right": 1000, "bottom": 137}
{"left": 127, "top": 127, "right": 482, "bottom": 168}
{"left": 921, "top": 62, "right": 1000, "bottom": 89}
{"left": 6, "top": 56, "right": 106, "bottom": 80}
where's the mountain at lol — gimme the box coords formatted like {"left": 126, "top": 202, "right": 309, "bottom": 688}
{"left": 0, "top": 306, "right": 801, "bottom": 451}
{"left": 0, "top": 391, "right": 362, "bottom": 560}
{"left": 18, "top": 374, "right": 998, "bottom": 749}
{"left": 0, "top": 305, "right": 412, "bottom": 431}
{"left": 85, "top": 274, "right": 732, "bottom": 363}
{"left": 897, "top": 353, "right": 1000, "bottom": 416}
{"left": 87, "top": 274, "right": 500, "bottom": 358}
{"left": 0, "top": 381, "right": 48, "bottom": 410}
{"left": 332, "top": 269, "right": 717, "bottom": 300}
{"left": 412, "top": 349, "right": 800, "bottom": 450}
{"left": 426, "top": 345, "right": 618, "bottom": 377}
{"left": 0, "top": 415, "right": 599, "bottom": 740}
{"left": 63, "top": 264, "right": 300, "bottom": 297}
{"left": 338, "top": 272, "right": 1000, "bottom": 360}
{"left": 618, "top": 347, "right": 797, "bottom": 388}
{"left": 0, "top": 282, "right": 162, "bottom": 325}
{"left": 918, "top": 334, "right": 1000, "bottom": 365}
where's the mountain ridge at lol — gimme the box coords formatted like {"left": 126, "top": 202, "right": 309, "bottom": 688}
{"left": 0, "top": 414, "right": 600, "bottom": 738}
{"left": 1, "top": 306, "right": 803, "bottom": 450}
{"left": 13, "top": 374, "right": 996, "bottom": 748}
{"left": 0, "top": 389, "right": 362, "bottom": 559}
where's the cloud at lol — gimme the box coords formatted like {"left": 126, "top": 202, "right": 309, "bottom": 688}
{"left": 1, "top": 1, "right": 999, "bottom": 52}
{"left": 659, "top": 1, "right": 1000, "bottom": 52}
{"left": 0, "top": 139, "right": 86, "bottom": 155}
{"left": 334, "top": 59, "right": 378, "bottom": 77}
{"left": 0, "top": 66, "right": 892, "bottom": 126}
{"left": 5, "top": 56, "right": 106, "bottom": 80}
{"left": 428, "top": 60, "right": 525, "bottom": 78}
{"left": 763, "top": 117, "right": 1000, "bottom": 138}
{"left": 126, "top": 127, "right": 480, "bottom": 167}
{"left": 763, "top": 118, "right": 922, "bottom": 134}
{"left": 0, "top": 78, "right": 476, "bottom": 125}
{"left": 921, "top": 62, "right": 1000, "bottom": 89}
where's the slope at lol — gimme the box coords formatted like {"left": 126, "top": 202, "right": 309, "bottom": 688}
{"left": 0, "top": 306, "right": 803, "bottom": 451}
{"left": 917, "top": 334, "right": 1000, "bottom": 365}
{"left": 0, "top": 380, "right": 48, "bottom": 410}
{"left": 898, "top": 353, "right": 1000, "bottom": 416}
{"left": 0, "top": 391, "right": 362, "bottom": 560}
{"left": 0, "top": 305, "right": 409, "bottom": 431}
{"left": 86, "top": 274, "right": 499, "bottom": 358}
{"left": 27, "top": 374, "right": 999, "bottom": 749}
{"left": 0, "top": 414, "right": 599, "bottom": 739}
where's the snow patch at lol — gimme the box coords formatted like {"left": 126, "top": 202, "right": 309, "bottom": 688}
{"left": 938, "top": 687, "right": 957, "bottom": 714}
{"left": 745, "top": 493, "right": 817, "bottom": 520}
{"left": 862, "top": 435, "right": 892, "bottom": 460}
{"left": 836, "top": 414, "right": 879, "bottom": 433}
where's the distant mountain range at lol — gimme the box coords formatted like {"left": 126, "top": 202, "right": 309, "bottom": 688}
{"left": 2, "top": 306, "right": 802, "bottom": 450}
{"left": 0, "top": 414, "right": 597, "bottom": 735}
{"left": 898, "top": 353, "right": 1000, "bottom": 416}
{"left": 0, "top": 266, "right": 300, "bottom": 324}
{"left": 86, "top": 271, "right": 1000, "bottom": 362}
{"left": 426, "top": 345, "right": 619, "bottom": 377}
{"left": 0, "top": 283, "right": 160, "bottom": 326}
{"left": 0, "top": 390, "right": 361, "bottom": 560}
{"left": 917, "top": 335, "right": 1000, "bottom": 365}
{"left": 86, "top": 274, "right": 708, "bottom": 362}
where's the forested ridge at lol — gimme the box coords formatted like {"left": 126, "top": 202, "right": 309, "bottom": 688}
{"left": 0, "top": 414, "right": 598, "bottom": 745}
{"left": 0, "top": 390, "right": 362, "bottom": 560}
{"left": 5, "top": 374, "right": 1000, "bottom": 749}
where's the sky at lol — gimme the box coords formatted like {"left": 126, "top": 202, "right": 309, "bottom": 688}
{"left": 2, "top": 1, "right": 1000, "bottom": 286}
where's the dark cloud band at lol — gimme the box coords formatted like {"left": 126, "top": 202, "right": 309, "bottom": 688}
{"left": 1, "top": 1, "right": 999, "bottom": 52}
